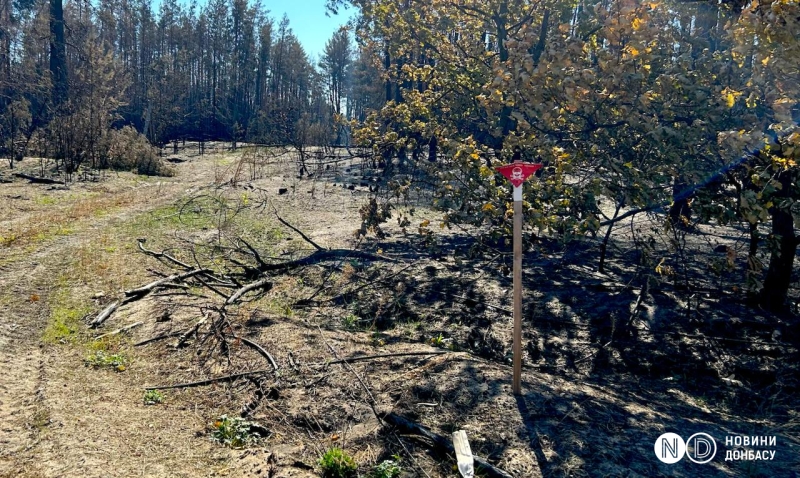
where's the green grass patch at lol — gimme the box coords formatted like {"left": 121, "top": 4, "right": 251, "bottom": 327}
{"left": 42, "top": 289, "right": 92, "bottom": 344}
{"left": 319, "top": 448, "right": 358, "bottom": 478}
{"left": 34, "top": 195, "right": 58, "bottom": 206}
{"left": 144, "top": 389, "right": 164, "bottom": 405}
{"left": 84, "top": 350, "right": 128, "bottom": 371}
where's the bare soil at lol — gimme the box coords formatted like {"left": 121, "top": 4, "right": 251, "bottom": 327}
{"left": 1, "top": 145, "right": 798, "bottom": 478}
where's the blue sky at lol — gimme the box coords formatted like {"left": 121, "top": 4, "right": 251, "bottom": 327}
{"left": 262, "top": 0, "right": 355, "bottom": 61}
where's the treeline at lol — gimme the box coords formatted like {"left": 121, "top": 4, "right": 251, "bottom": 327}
{"left": 0, "top": 0, "right": 384, "bottom": 171}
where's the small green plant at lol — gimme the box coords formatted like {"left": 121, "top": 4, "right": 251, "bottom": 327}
{"left": 319, "top": 447, "right": 358, "bottom": 478}
{"left": 430, "top": 332, "right": 446, "bottom": 347}
{"left": 211, "top": 415, "right": 261, "bottom": 448}
{"left": 371, "top": 456, "right": 402, "bottom": 478}
{"left": 143, "top": 390, "right": 164, "bottom": 405}
{"left": 342, "top": 313, "right": 361, "bottom": 330}
{"left": 371, "top": 331, "right": 386, "bottom": 347}
{"left": 84, "top": 351, "right": 128, "bottom": 371}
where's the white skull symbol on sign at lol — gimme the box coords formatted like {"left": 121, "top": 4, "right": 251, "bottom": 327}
{"left": 511, "top": 167, "right": 524, "bottom": 180}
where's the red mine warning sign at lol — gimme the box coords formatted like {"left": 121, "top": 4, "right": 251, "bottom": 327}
{"left": 495, "top": 162, "right": 542, "bottom": 188}
{"left": 495, "top": 157, "right": 542, "bottom": 395}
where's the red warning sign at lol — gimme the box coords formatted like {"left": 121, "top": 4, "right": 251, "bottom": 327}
{"left": 496, "top": 162, "right": 542, "bottom": 188}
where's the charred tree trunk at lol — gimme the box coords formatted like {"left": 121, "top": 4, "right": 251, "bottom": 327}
{"left": 383, "top": 41, "right": 392, "bottom": 102}
{"left": 761, "top": 171, "right": 798, "bottom": 312}
{"left": 49, "top": 0, "right": 68, "bottom": 107}
{"left": 0, "top": 0, "right": 10, "bottom": 112}
{"left": 669, "top": 177, "right": 692, "bottom": 226}
{"left": 428, "top": 135, "right": 437, "bottom": 163}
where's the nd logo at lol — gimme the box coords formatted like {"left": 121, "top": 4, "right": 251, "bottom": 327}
{"left": 654, "top": 433, "right": 717, "bottom": 464}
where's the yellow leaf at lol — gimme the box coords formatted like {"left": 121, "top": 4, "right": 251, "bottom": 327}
{"left": 721, "top": 87, "right": 742, "bottom": 108}
{"left": 632, "top": 18, "right": 643, "bottom": 30}
{"left": 482, "top": 203, "right": 496, "bottom": 212}
{"left": 420, "top": 219, "right": 430, "bottom": 228}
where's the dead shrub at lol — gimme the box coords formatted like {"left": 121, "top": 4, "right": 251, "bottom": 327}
{"left": 103, "top": 127, "right": 173, "bottom": 176}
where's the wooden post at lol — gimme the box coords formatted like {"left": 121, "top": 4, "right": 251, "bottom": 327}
{"left": 495, "top": 158, "right": 541, "bottom": 396}
{"left": 512, "top": 185, "right": 523, "bottom": 395}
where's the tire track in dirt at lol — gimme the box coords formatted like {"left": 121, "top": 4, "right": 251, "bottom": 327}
{"left": 0, "top": 239, "right": 75, "bottom": 476}
{"left": 0, "top": 161, "right": 221, "bottom": 477}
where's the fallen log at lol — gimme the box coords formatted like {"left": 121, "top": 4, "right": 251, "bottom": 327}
{"left": 94, "top": 321, "right": 143, "bottom": 340}
{"left": 13, "top": 173, "right": 64, "bottom": 185}
{"left": 144, "top": 369, "right": 272, "bottom": 391}
{"left": 381, "top": 412, "right": 514, "bottom": 478}
{"left": 125, "top": 268, "right": 209, "bottom": 298}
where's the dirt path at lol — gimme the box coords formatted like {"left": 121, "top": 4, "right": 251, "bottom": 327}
{"left": 0, "top": 159, "right": 227, "bottom": 477}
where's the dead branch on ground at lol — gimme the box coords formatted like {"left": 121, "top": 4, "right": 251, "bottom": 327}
{"left": 381, "top": 412, "right": 515, "bottom": 478}
{"left": 94, "top": 321, "right": 143, "bottom": 340}
{"left": 144, "top": 369, "right": 273, "bottom": 391}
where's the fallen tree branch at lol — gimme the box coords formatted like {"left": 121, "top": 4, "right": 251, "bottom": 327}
{"left": 89, "top": 301, "right": 122, "bottom": 328}
{"left": 226, "top": 277, "right": 273, "bottom": 304}
{"left": 94, "top": 321, "right": 143, "bottom": 340}
{"left": 381, "top": 412, "right": 514, "bottom": 478}
{"left": 274, "top": 211, "right": 323, "bottom": 251}
{"left": 194, "top": 274, "right": 231, "bottom": 301}
{"left": 260, "top": 249, "right": 396, "bottom": 273}
{"left": 319, "top": 350, "right": 447, "bottom": 366}
{"left": 319, "top": 326, "right": 381, "bottom": 421}
{"left": 235, "top": 335, "right": 279, "bottom": 371}
{"left": 144, "top": 369, "right": 272, "bottom": 391}
{"left": 174, "top": 312, "right": 210, "bottom": 348}
{"left": 137, "top": 240, "right": 193, "bottom": 269}
{"left": 134, "top": 331, "right": 184, "bottom": 347}
{"left": 125, "top": 268, "right": 210, "bottom": 298}
{"left": 298, "top": 261, "right": 416, "bottom": 307}
{"left": 13, "top": 173, "right": 64, "bottom": 185}
{"left": 238, "top": 237, "right": 269, "bottom": 269}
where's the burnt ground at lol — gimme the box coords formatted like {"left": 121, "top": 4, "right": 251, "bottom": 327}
{"left": 0, "top": 144, "right": 798, "bottom": 478}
